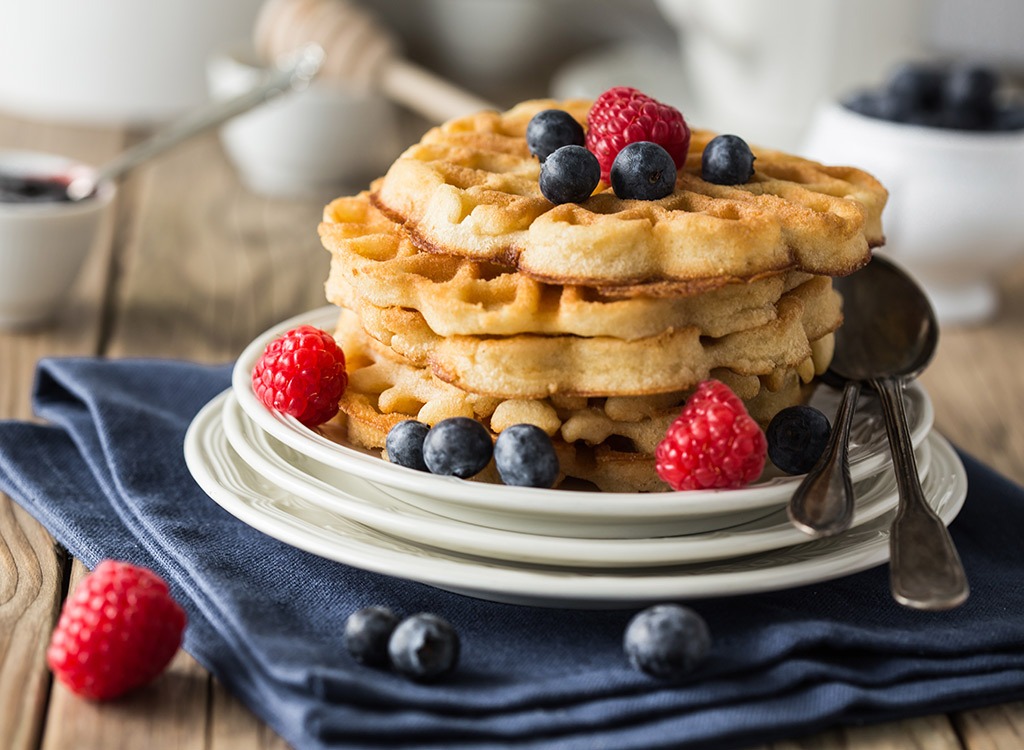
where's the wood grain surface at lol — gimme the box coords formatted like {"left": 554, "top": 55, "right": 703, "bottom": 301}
{"left": 0, "top": 112, "right": 1022, "bottom": 750}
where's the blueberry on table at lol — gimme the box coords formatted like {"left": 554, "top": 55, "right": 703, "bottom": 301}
{"left": 344, "top": 606, "right": 400, "bottom": 667}
{"left": 422, "top": 417, "right": 493, "bottom": 478}
{"left": 388, "top": 613, "right": 460, "bottom": 681}
{"left": 526, "top": 109, "right": 586, "bottom": 163}
{"left": 494, "top": 423, "right": 560, "bottom": 488}
{"left": 624, "top": 604, "right": 711, "bottom": 679}
{"left": 766, "top": 404, "right": 831, "bottom": 475}
{"left": 700, "top": 134, "right": 755, "bottom": 185}
{"left": 385, "top": 419, "right": 431, "bottom": 472}
{"left": 610, "top": 141, "right": 677, "bottom": 200}
{"left": 539, "top": 145, "right": 600, "bottom": 205}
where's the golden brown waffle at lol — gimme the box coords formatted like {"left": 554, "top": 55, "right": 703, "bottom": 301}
{"left": 372, "top": 98, "right": 887, "bottom": 293}
{"left": 329, "top": 308, "right": 832, "bottom": 492}
{"left": 333, "top": 275, "right": 841, "bottom": 399}
{"left": 321, "top": 192, "right": 814, "bottom": 340}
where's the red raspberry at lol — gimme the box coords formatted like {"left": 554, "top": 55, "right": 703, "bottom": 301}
{"left": 586, "top": 86, "right": 691, "bottom": 183}
{"left": 252, "top": 325, "right": 348, "bottom": 428}
{"left": 47, "top": 561, "right": 187, "bottom": 700}
{"left": 655, "top": 380, "right": 767, "bottom": 491}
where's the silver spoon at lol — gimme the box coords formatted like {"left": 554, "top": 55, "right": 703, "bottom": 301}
{"left": 794, "top": 255, "right": 968, "bottom": 609}
{"left": 64, "top": 44, "right": 324, "bottom": 201}
{"left": 789, "top": 256, "right": 927, "bottom": 540}
{"left": 787, "top": 274, "right": 874, "bottom": 539}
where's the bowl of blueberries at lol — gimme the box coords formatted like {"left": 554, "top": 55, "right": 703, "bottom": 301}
{"left": 802, "top": 62, "right": 1024, "bottom": 325}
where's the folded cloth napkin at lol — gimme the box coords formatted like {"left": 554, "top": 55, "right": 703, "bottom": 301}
{"left": 3, "top": 358, "right": 1024, "bottom": 750}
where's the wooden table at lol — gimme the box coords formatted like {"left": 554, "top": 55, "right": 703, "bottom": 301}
{"left": 2, "top": 111, "right": 1023, "bottom": 750}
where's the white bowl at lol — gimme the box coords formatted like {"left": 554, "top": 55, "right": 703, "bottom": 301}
{"left": 803, "top": 102, "right": 1024, "bottom": 324}
{"left": 0, "top": 150, "right": 115, "bottom": 329}
{"left": 206, "top": 46, "right": 402, "bottom": 197}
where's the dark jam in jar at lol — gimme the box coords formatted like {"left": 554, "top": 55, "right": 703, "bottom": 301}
{"left": 0, "top": 173, "right": 73, "bottom": 203}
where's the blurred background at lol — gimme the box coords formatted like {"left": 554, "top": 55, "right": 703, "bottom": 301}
{"left": 383, "top": 0, "right": 1024, "bottom": 151}
{"left": 1, "top": 0, "right": 1023, "bottom": 324}
{"left": 2, "top": 0, "right": 1022, "bottom": 142}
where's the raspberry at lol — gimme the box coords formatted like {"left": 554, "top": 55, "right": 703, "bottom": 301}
{"left": 655, "top": 380, "right": 767, "bottom": 491}
{"left": 252, "top": 325, "right": 348, "bottom": 427}
{"left": 47, "top": 561, "right": 186, "bottom": 700}
{"left": 586, "top": 86, "right": 691, "bottom": 183}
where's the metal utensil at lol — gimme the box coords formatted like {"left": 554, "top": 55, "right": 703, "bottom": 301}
{"left": 797, "top": 255, "right": 968, "bottom": 609}
{"left": 787, "top": 264, "right": 886, "bottom": 539}
{"left": 787, "top": 377, "right": 860, "bottom": 537}
{"left": 65, "top": 43, "right": 325, "bottom": 201}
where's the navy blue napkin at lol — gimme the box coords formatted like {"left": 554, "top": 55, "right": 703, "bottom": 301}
{"left": 3, "top": 358, "right": 1024, "bottom": 750}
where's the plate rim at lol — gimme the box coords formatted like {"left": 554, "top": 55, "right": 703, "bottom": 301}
{"left": 220, "top": 390, "right": 934, "bottom": 568}
{"left": 186, "top": 391, "right": 967, "bottom": 608}
{"left": 231, "top": 306, "right": 936, "bottom": 519}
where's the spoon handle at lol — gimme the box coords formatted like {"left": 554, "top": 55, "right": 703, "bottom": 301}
{"left": 872, "top": 376, "right": 969, "bottom": 610}
{"left": 787, "top": 379, "right": 860, "bottom": 537}
{"left": 68, "top": 44, "right": 325, "bottom": 200}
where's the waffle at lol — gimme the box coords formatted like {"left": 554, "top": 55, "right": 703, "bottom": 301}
{"left": 321, "top": 192, "right": 815, "bottom": 340}
{"left": 332, "top": 274, "right": 841, "bottom": 399}
{"left": 330, "top": 309, "right": 833, "bottom": 492}
{"left": 371, "top": 98, "right": 887, "bottom": 293}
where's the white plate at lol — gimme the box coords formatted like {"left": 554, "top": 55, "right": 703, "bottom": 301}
{"left": 231, "top": 307, "right": 935, "bottom": 536}
{"left": 220, "top": 391, "right": 933, "bottom": 567}
{"left": 186, "top": 393, "right": 966, "bottom": 608}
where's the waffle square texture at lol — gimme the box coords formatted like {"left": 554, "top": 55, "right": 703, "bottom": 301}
{"left": 371, "top": 99, "right": 888, "bottom": 293}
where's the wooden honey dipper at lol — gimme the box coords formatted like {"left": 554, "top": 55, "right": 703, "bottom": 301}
{"left": 254, "top": 0, "right": 497, "bottom": 123}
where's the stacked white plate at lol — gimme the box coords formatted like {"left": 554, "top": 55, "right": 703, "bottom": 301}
{"left": 184, "top": 308, "right": 969, "bottom": 609}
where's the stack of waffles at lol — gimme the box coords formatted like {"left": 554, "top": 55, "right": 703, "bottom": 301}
{"left": 318, "top": 99, "right": 887, "bottom": 492}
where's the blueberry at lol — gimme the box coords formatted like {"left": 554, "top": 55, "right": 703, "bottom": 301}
{"left": 944, "top": 64, "right": 998, "bottom": 110}
{"left": 886, "top": 62, "right": 945, "bottom": 113}
{"left": 995, "top": 105, "right": 1024, "bottom": 131}
{"left": 344, "top": 606, "right": 400, "bottom": 667}
{"left": 611, "top": 141, "right": 677, "bottom": 200}
{"left": 700, "top": 134, "right": 755, "bottom": 185}
{"left": 385, "top": 419, "right": 431, "bottom": 472}
{"left": 942, "top": 65, "right": 998, "bottom": 130}
{"left": 422, "top": 417, "right": 493, "bottom": 478}
{"left": 842, "top": 90, "right": 884, "bottom": 118}
{"left": 941, "top": 106, "right": 995, "bottom": 131}
{"left": 766, "top": 405, "right": 831, "bottom": 475}
{"left": 624, "top": 604, "right": 711, "bottom": 679}
{"left": 902, "top": 109, "right": 946, "bottom": 128}
{"left": 539, "top": 145, "right": 600, "bottom": 205}
{"left": 494, "top": 424, "right": 560, "bottom": 488}
{"left": 388, "top": 613, "right": 460, "bottom": 681}
{"left": 843, "top": 90, "right": 915, "bottom": 123}
{"left": 526, "top": 109, "right": 586, "bottom": 163}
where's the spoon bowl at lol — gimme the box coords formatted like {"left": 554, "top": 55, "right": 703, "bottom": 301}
{"left": 830, "top": 256, "right": 939, "bottom": 382}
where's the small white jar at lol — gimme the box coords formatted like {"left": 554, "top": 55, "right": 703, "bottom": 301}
{"left": 0, "top": 151, "right": 115, "bottom": 329}
{"left": 207, "top": 46, "right": 402, "bottom": 198}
